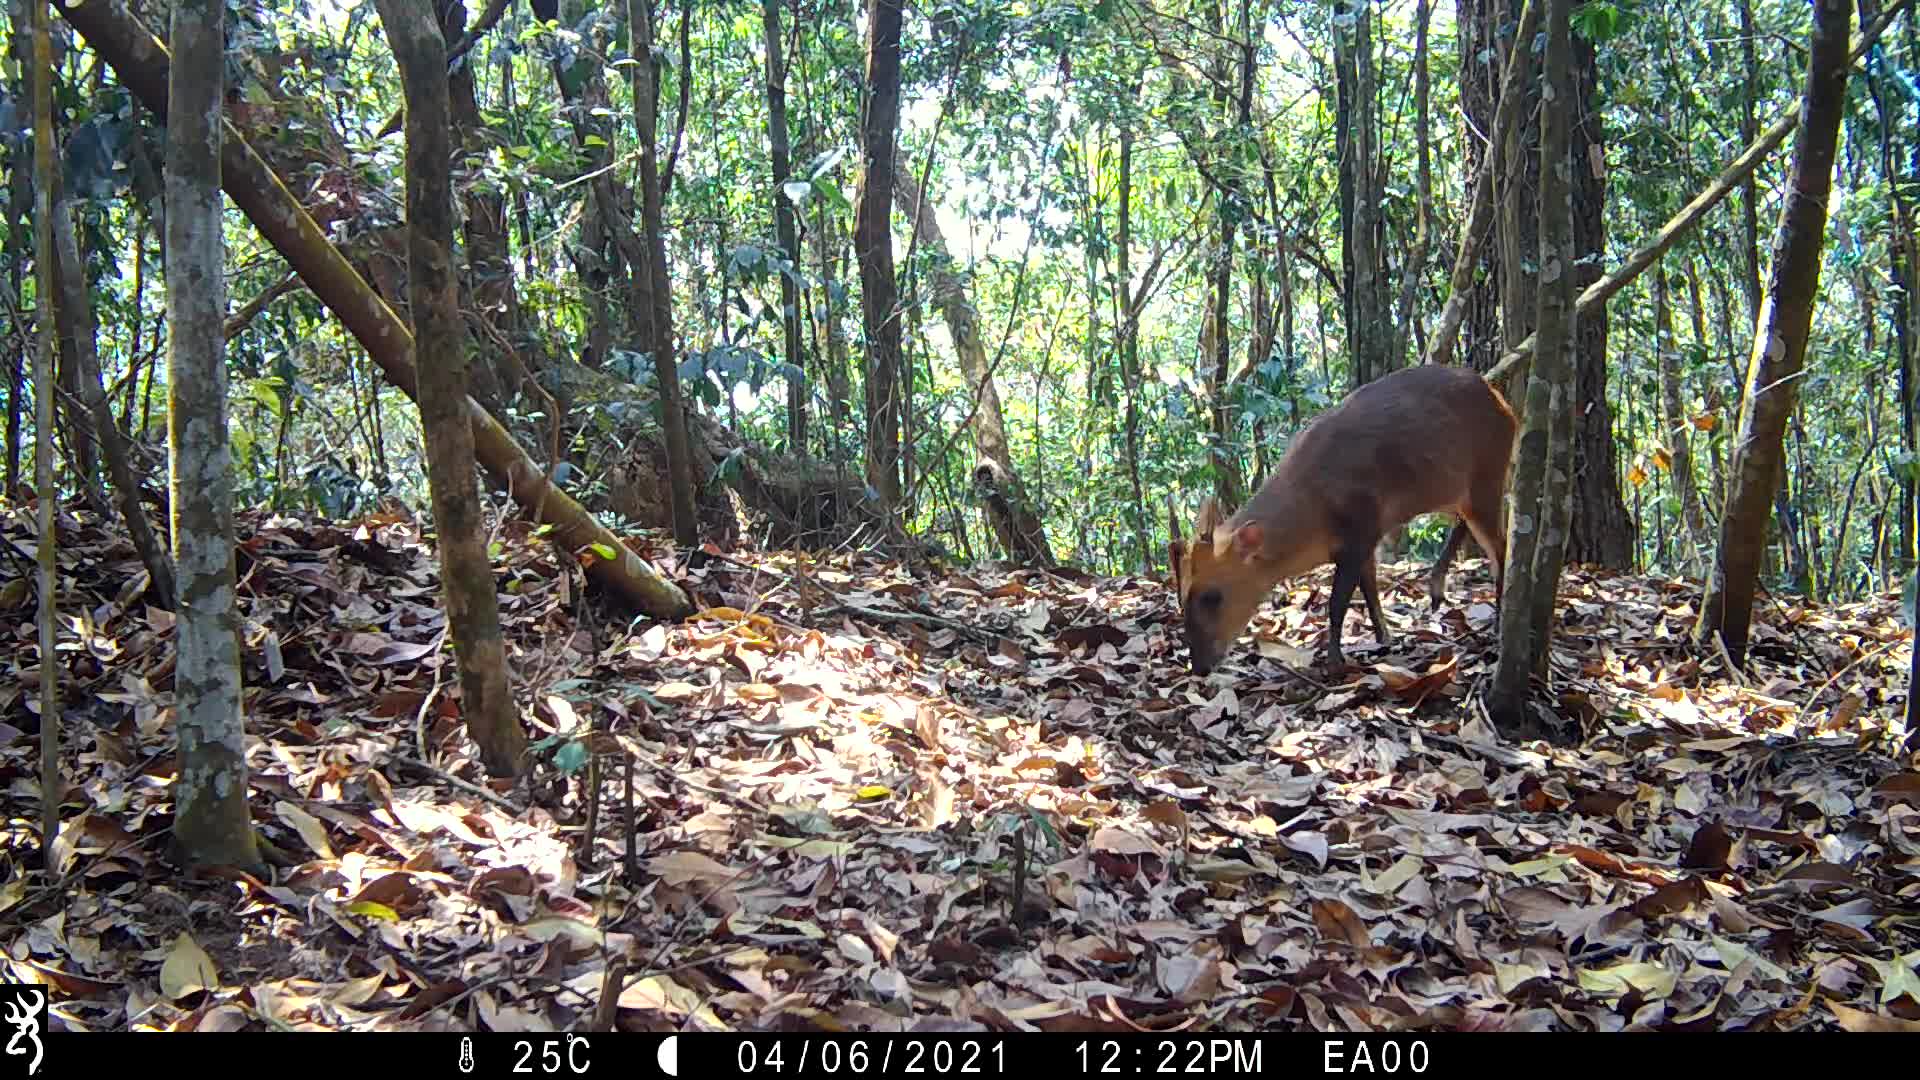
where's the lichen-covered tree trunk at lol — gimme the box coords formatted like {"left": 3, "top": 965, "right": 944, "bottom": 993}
{"left": 1488, "top": 0, "right": 1575, "bottom": 743}
{"left": 164, "top": 0, "right": 263, "bottom": 871}
{"left": 1696, "top": 0, "right": 1853, "bottom": 667}
{"left": 892, "top": 170, "right": 1053, "bottom": 567}
{"left": 54, "top": 196, "right": 176, "bottom": 607}
{"left": 763, "top": 0, "right": 807, "bottom": 453}
{"left": 855, "top": 0, "right": 905, "bottom": 511}
{"left": 378, "top": 0, "right": 529, "bottom": 778}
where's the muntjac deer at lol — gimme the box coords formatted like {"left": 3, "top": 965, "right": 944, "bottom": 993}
{"left": 1168, "top": 364, "right": 1517, "bottom": 675}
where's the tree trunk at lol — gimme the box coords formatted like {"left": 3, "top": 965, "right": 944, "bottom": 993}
{"left": 1738, "top": 0, "right": 1764, "bottom": 322}
{"left": 628, "top": 0, "right": 699, "bottom": 546}
{"left": 817, "top": 211, "right": 854, "bottom": 447}
{"left": 1478, "top": 2, "right": 1900, "bottom": 395}
{"left": 1392, "top": 0, "right": 1432, "bottom": 369}
{"left": 1565, "top": 34, "right": 1633, "bottom": 568}
{"left": 443, "top": 0, "right": 513, "bottom": 414}
{"left": 1488, "top": 0, "right": 1576, "bottom": 743}
{"left": 1495, "top": 0, "right": 1540, "bottom": 372}
{"left": 763, "top": 0, "right": 807, "bottom": 453}
{"left": 561, "top": 0, "right": 615, "bottom": 373}
{"left": 892, "top": 170, "right": 1054, "bottom": 567}
{"left": 1207, "top": 204, "right": 1239, "bottom": 507}
{"left": 54, "top": 197, "right": 176, "bottom": 607}
{"left": 1869, "top": 32, "right": 1919, "bottom": 568}
{"left": 1909, "top": 589, "right": 1920, "bottom": 752}
{"left": 61, "top": 0, "right": 696, "bottom": 620}
{"left": 1686, "top": 257, "right": 1728, "bottom": 517}
{"left": 50, "top": 265, "right": 102, "bottom": 511}
{"left": 1694, "top": 0, "right": 1853, "bottom": 667}
{"left": 1656, "top": 267, "right": 1711, "bottom": 568}
{"left": 4, "top": 0, "right": 27, "bottom": 495}
{"left": 379, "top": 0, "right": 529, "bottom": 778}
{"left": 1116, "top": 75, "right": 1151, "bottom": 572}
{"left": 164, "top": 0, "right": 264, "bottom": 871}
{"left": 1338, "top": 0, "right": 1390, "bottom": 391}
{"left": 855, "top": 0, "right": 905, "bottom": 511}
{"left": 26, "top": 0, "right": 61, "bottom": 864}
{"left": 1431, "top": 0, "right": 1537, "bottom": 369}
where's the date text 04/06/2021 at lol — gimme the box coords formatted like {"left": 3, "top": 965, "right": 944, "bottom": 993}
{"left": 721, "top": 1035, "right": 1432, "bottom": 1075}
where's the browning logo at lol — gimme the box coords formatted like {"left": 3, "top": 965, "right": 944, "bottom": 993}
{"left": 0, "top": 986, "right": 44, "bottom": 1078}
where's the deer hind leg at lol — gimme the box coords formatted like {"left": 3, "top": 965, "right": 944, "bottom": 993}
{"left": 1361, "top": 551, "right": 1394, "bottom": 646}
{"left": 1461, "top": 470, "right": 1509, "bottom": 610}
{"left": 1325, "top": 550, "right": 1367, "bottom": 669}
{"left": 1428, "top": 517, "right": 1472, "bottom": 609}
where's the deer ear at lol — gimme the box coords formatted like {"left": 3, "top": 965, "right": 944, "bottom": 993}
{"left": 1195, "top": 496, "right": 1224, "bottom": 537}
{"left": 1231, "top": 521, "right": 1265, "bottom": 560}
{"left": 1167, "top": 538, "right": 1185, "bottom": 582}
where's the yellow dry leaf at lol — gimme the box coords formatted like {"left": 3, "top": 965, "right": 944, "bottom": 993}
{"left": 1578, "top": 960, "right": 1677, "bottom": 1001}
{"left": 1090, "top": 826, "right": 1166, "bottom": 858}
{"left": 649, "top": 850, "right": 738, "bottom": 887}
{"left": 160, "top": 933, "right": 220, "bottom": 1000}
{"left": 652, "top": 681, "right": 702, "bottom": 701}
{"left": 275, "top": 801, "right": 336, "bottom": 861}
{"left": 329, "top": 974, "right": 387, "bottom": 1006}
{"left": 520, "top": 916, "right": 604, "bottom": 949}
{"left": 1830, "top": 1001, "right": 1920, "bottom": 1032}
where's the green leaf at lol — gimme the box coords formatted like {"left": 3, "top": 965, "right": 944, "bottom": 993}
{"left": 814, "top": 177, "right": 853, "bottom": 214}
{"left": 345, "top": 901, "right": 400, "bottom": 922}
{"left": 554, "top": 739, "right": 590, "bottom": 775}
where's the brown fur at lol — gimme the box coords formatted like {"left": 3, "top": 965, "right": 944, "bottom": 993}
{"left": 1169, "top": 365, "right": 1517, "bottom": 674}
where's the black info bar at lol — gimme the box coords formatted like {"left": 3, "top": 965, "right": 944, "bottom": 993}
{"left": 22, "top": 1029, "right": 1841, "bottom": 1078}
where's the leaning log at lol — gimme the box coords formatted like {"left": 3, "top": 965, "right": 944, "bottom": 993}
{"left": 58, "top": 0, "right": 693, "bottom": 618}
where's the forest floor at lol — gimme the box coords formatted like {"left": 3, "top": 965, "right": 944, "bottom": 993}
{"left": 3, "top": 503, "right": 1919, "bottom": 1034}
